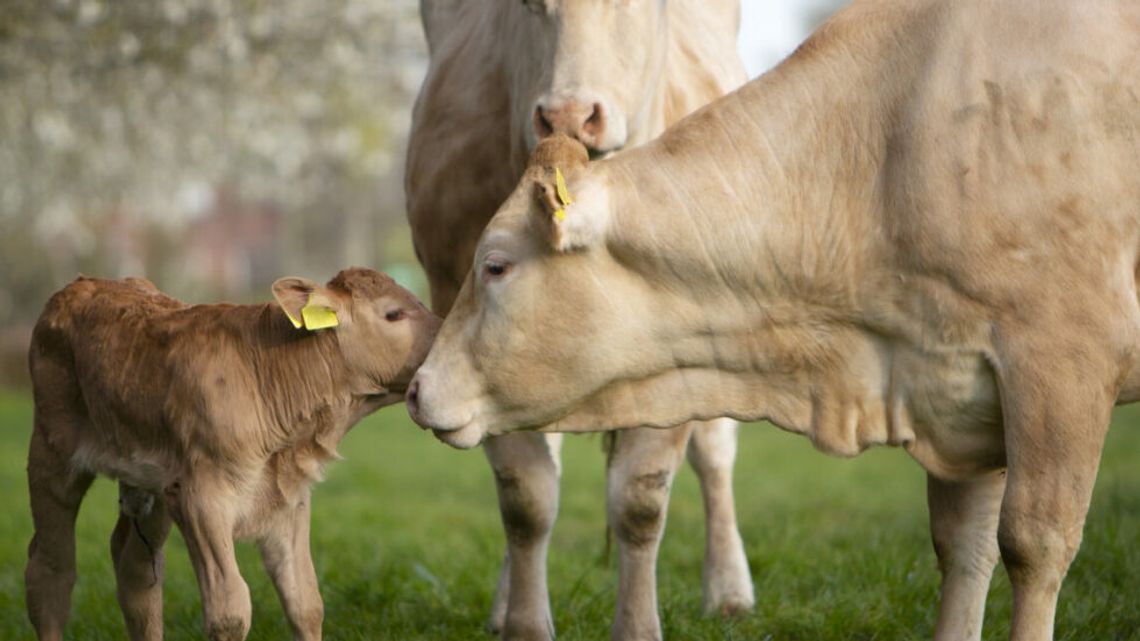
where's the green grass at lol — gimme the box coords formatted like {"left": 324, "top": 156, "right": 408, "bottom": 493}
{"left": 0, "top": 391, "right": 1137, "bottom": 640}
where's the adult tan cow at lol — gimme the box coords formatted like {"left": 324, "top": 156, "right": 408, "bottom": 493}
{"left": 26, "top": 269, "right": 438, "bottom": 641}
{"left": 408, "top": 0, "right": 1140, "bottom": 639}
{"left": 405, "top": 1, "right": 752, "bottom": 639}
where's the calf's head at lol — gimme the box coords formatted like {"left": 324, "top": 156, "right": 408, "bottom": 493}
{"left": 506, "top": 0, "right": 670, "bottom": 158}
{"left": 273, "top": 268, "right": 441, "bottom": 402}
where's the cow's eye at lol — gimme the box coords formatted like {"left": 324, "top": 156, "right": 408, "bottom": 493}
{"left": 385, "top": 309, "right": 405, "bottom": 322}
{"left": 484, "top": 257, "right": 512, "bottom": 280}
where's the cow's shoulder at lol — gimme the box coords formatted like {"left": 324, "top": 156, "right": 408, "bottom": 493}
{"left": 662, "top": 0, "right": 747, "bottom": 125}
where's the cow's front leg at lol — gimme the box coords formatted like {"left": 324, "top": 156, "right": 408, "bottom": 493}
{"left": 685, "top": 417, "right": 754, "bottom": 615}
{"left": 927, "top": 470, "right": 1004, "bottom": 641}
{"left": 169, "top": 477, "right": 251, "bottom": 641}
{"left": 608, "top": 425, "right": 690, "bottom": 641}
{"left": 111, "top": 484, "right": 173, "bottom": 641}
{"left": 995, "top": 333, "right": 1115, "bottom": 641}
{"left": 258, "top": 489, "right": 322, "bottom": 641}
{"left": 485, "top": 432, "right": 563, "bottom": 641}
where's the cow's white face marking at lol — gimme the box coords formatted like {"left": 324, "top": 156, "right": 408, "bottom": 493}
{"left": 508, "top": 0, "right": 668, "bottom": 155}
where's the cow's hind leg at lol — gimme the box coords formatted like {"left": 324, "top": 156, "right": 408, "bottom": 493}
{"left": 169, "top": 475, "right": 251, "bottom": 641}
{"left": 25, "top": 423, "right": 94, "bottom": 641}
{"left": 608, "top": 425, "right": 690, "bottom": 641}
{"left": 258, "top": 489, "right": 323, "bottom": 641}
{"left": 927, "top": 470, "right": 1005, "bottom": 641}
{"left": 484, "top": 432, "right": 562, "bottom": 641}
{"left": 995, "top": 330, "right": 1116, "bottom": 641}
{"left": 685, "top": 418, "right": 754, "bottom": 615}
{"left": 111, "top": 484, "right": 172, "bottom": 641}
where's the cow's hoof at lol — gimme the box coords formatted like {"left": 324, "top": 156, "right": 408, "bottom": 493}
{"left": 501, "top": 618, "right": 555, "bottom": 641}
{"left": 703, "top": 581, "right": 755, "bottom": 617}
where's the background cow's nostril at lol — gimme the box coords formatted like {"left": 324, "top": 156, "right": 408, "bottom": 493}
{"left": 533, "top": 106, "right": 554, "bottom": 139}
{"left": 582, "top": 102, "right": 604, "bottom": 137}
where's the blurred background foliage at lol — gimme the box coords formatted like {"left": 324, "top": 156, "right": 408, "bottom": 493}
{"left": 2, "top": 0, "right": 424, "bottom": 303}
{"left": 0, "top": 0, "right": 425, "bottom": 384}
{"left": 0, "top": 0, "right": 842, "bottom": 388}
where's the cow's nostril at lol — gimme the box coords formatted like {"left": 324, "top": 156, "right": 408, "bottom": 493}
{"left": 582, "top": 102, "right": 604, "bottom": 136}
{"left": 533, "top": 106, "right": 554, "bottom": 139}
{"left": 407, "top": 378, "right": 420, "bottom": 414}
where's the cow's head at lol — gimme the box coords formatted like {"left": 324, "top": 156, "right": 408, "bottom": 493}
{"left": 408, "top": 135, "right": 695, "bottom": 447}
{"left": 506, "top": 0, "right": 669, "bottom": 159}
{"left": 273, "top": 268, "right": 441, "bottom": 403}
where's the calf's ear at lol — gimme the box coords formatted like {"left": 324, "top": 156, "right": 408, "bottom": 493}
{"left": 272, "top": 277, "right": 340, "bottom": 331}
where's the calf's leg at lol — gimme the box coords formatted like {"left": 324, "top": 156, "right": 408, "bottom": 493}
{"left": 169, "top": 476, "right": 251, "bottom": 641}
{"left": 25, "top": 424, "right": 94, "bottom": 641}
{"left": 484, "top": 432, "right": 562, "bottom": 641}
{"left": 258, "top": 491, "right": 323, "bottom": 641}
{"left": 685, "top": 418, "right": 754, "bottom": 615}
{"left": 111, "top": 484, "right": 172, "bottom": 641}
{"left": 927, "top": 470, "right": 1005, "bottom": 641}
{"left": 607, "top": 425, "right": 690, "bottom": 641}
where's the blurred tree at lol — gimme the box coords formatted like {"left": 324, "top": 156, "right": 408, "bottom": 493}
{"left": 0, "top": 0, "right": 426, "bottom": 334}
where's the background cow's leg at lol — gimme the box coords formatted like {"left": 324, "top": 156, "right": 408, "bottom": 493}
{"left": 488, "top": 551, "right": 511, "bottom": 635}
{"left": 111, "top": 484, "right": 172, "bottom": 641}
{"left": 608, "top": 425, "right": 690, "bottom": 641}
{"left": 485, "top": 432, "right": 563, "bottom": 641}
{"left": 996, "top": 334, "right": 1115, "bottom": 641}
{"left": 258, "top": 489, "right": 323, "bottom": 641}
{"left": 927, "top": 470, "right": 1004, "bottom": 641}
{"left": 170, "top": 476, "right": 252, "bottom": 641}
{"left": 685, "top": 417, "right": 754, "bottom": 615}
{"left": 25, "top": 423, "right": 94, "bottom": 641}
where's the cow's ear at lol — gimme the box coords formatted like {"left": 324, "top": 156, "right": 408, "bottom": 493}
{"left": 527, "top": 134, "right": 604, "bottom": 251}
{"left": 534, "top": 168, "right": 609, "bottom": 252}
{"left": 272, "top": 277, "right": 340, "bottom": 331}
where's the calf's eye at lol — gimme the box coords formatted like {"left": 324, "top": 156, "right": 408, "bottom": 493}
{"left": 385, "top": 310, "right": 405, "bottom": 322}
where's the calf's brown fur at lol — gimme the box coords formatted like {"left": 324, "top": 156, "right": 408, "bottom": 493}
{"left": 25, "top": 268, "right": 438, "bottom": 641}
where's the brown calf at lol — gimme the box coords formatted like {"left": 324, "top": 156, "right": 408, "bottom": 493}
{"left": 25, "top": 268, "right": 439, "bottom": 641}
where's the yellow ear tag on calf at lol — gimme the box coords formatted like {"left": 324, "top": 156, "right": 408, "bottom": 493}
{"left": 301, "top": 304, "right": 339, "bottom": 330}
{"left": 553, "top": 167, "right": 572, "bottom": 221}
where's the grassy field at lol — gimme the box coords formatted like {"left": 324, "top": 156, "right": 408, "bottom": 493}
{"left": 0, "top": 391, "right": 1136, "bottom": 640}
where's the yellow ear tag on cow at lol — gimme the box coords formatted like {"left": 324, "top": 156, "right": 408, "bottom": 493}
{"left": 553, "top": 167, "right": 572, "bottom": 221}
{"left": 301, "top": 304, "right": 339, "bottom": 330}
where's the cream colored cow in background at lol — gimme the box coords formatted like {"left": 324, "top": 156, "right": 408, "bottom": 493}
{"left": 409, "top": 0, "right": 1140, "bottom": 639}
{"left": 405, "top": 1, "right": 751, "bottom": 639}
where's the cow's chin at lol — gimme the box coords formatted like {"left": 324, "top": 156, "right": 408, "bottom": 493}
{"left": 431, "top": 422, "right": 487, "bottom": 449}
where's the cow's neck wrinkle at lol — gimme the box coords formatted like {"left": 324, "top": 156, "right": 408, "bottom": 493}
{"left": 586, "top": 4, "right": 930, "bottom": 441}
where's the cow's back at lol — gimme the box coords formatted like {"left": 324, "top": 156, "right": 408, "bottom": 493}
{"left": 876, "top": 0, "right": 1140, "bottom": 309}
